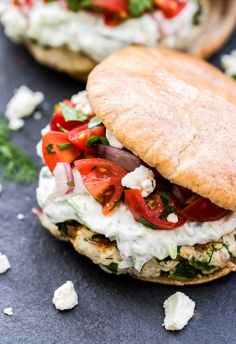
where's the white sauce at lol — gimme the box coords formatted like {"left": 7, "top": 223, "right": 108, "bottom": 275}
{"left": 1, "top": 0, "right": 203, "bottom": 62}
{"left": 163, "top": 292, "right": 195, "bottom": 331}
{"left": 37, "top": 167, "right": 236, "bottom": 271}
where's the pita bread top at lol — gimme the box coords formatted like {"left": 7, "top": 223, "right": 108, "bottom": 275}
{"left": 87, "top": 47, "right": 236, "bottom": 211}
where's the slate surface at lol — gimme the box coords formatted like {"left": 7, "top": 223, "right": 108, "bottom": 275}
{"left": 0, "top": 27, "right": 236, "bottom": 344}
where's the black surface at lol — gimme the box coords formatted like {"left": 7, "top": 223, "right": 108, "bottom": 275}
{"left": 0, "top": 27, "right": 236, "bottom": 344}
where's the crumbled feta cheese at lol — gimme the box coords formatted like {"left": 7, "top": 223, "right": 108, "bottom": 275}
{"left": 52, "top": 281, "right": 78, "bottom": 311}
{"left": 0, "top": 254, "right": 11, "bottom": 274}
{"left": 221, "top": 50, "right": 236, "bottom": 77}
{"left": 0, "top": 184, "right": 2, "bottom": 194}
{"left": 5, "top": 85, "right": 44, "bottom": 130}
{"left": 36, "top": 124, "right": 50, "bottom": 160}
{"left": 121, "top": 166, "right": 156, "bottom": 197}
{"left": 167, "top": 213, "right": 178, "bottom": 223}
{"left": 3, "top": 307, "right": 13, "bottom": 316}
{"left": 8, "top": 118, "right": 24, "bottom": 131}
{"left": 34, "top": 111, "right": 42, "bottom": 120}
{"left": 163, "top": 292, "right": 195, "bottom": 331}
{"left": 17, "top": 213, "right": 24, "bottom": 220}
{"left": 106, "top": 129, "right": 123, "bottom": 149}
{"left": 71, "top": 91, "right": 92, "bottom": 115}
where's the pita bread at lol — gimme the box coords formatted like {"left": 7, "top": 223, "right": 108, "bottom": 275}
{"left": 87, "top": 46, "right": 236, "bottom": 211}
{"left": 38, "top": 213, "right": 236, "bottom": 285}
{"left": 26, "top": 0, "right": 236, "bottom": 80}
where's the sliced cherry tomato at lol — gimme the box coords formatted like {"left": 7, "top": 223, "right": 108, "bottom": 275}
{"left": 93, "top": 0, "right": 128, "bottom": 13}
{"left": 125, "top": 189, "right": 185, "bottom": 229}
{"left": 68, "top": 124, "right": 105, "bottom": 151}
{"left": 50, "top": 100, "right": 85, "bottom": 132}
{"left": 181, "top": 197, "right": 230, "bottom": 222}
{"left": 75, "top": 158, "right": 127, "bottom": 215}
{"left": 154, "top": 0, "right": 187, "bottom": 18}
{"left": 42, "top": 131, "right": 81, "bottom": 172}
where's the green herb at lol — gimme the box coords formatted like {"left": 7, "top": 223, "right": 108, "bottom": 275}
{"left": 45, "top": 144, "right": 55, "bottom": 154}
{"left": 129, "top": 0, "right": 153, "bottom": 17}
{"left": 60, "top": 102, "right": 88, "bottom": 122}
{"left": 57, "top": 222, "right": 68, "bottom": 238}
{"left": 170, "top": 260, "right": 200, "bottom": 280}
{"left": 66, "top": 0, "right": 92, "bottom": 11}
{"left": 192, "top": 1, "right": 203, "bottom": 25}
{"left": 190, "top": 260, "right": 214, "bottom": 272}
{"left": 193, "top": 222, "right": 203, "bottom": 228}
{"left": 67, "top": 181, "right": 75, "bottom": 187}
{"left": 88, "top": 116, "right": 102, "bottom": 129}
{"left": 56, "top": 143, "right": 73, "bottom": 151}
{"left": 107, "top": 262, "right": 118, "bottom": 274}
{"left": 87, "top": 136, "right": 109, "bottom": 147}
{"left": 57, "top": 124, "right": 69, "bottom": 133}
{"left": 232, "top": 75, "right": 236, "bottom": 80}
{"left": 157, "top": 191, "right": 176, "bottom": 216}
{"left": 0, "top": 119, "right": 38, "bottom": 183}
{"left": 140, "top": 217, "right": 157, "bottom": 229}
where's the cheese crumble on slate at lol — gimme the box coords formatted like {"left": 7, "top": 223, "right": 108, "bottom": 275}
{"left": 52, "top": 281, "right": 78, "bottom": 311}
{"left": 0, "top": 254, "right": 11, "bottom": 274}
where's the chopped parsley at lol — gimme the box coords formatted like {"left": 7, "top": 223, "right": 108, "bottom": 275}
{"left": 60, "top": 102, "right": 88, "bottom": 122}
{"left": 87, "top": 136, "right": 109, "bottom": 147}
{"left": 107, "top": 262, "right": 118, "bottom": 274}
{"left": 56, "top": 143, "right": 73, "bottom": 151}
{"left": 129, "top": 0, "right": 153, "bottom": 17}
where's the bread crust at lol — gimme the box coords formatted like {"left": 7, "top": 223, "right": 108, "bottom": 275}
{"left": 87, "top": 46, "right": 236, "bottom": 211}
{"left": 26, "top": 0, "right": 236, "bottom": 80}
{"left": 38, "top": 213, "right": 236, "bottom": 285}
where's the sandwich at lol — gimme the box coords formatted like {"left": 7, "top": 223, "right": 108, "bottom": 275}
{"left": 1, "top": 0, "right": 236, "bottom": 80}
{"left": 35, "top": 46, "right": 236, "bottom": 285}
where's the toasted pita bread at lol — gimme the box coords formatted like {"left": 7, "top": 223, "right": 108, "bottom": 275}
{"left": 38, "top": 212, "right": 236, "bottom": 285}
{"left": 87, "top": 46, "right": 236, "bottom": 211}
{"left": 26, "top": 0, "right": 236, "bottom": 80}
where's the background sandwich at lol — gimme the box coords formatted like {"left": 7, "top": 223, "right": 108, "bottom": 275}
{"left": 1, "top": 0, "right": 236, "bottom": 80}
{"left": 35, "top": 46, "right": 236, "bottom": 285}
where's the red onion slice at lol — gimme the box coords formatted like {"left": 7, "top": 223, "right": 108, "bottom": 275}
{"left": 53, "top": 162, "right": 74, "bottom": 195}
{"left": 97, "top": 144, "right": 141, "bottom": 171}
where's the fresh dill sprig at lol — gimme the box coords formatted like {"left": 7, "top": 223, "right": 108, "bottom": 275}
{"left": 0, "top": 119, "right": 38, "bottom": 183}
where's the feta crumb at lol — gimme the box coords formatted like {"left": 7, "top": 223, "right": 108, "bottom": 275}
{"left": 163, "top": 292, "right": 195, "bottom": 331}
{"left": 3, "top": 307, "right": 13, "bottom": 316}
{"left": 0, "top": 254, "right": 11, "bottom": 274}
{"left": 121, "top": 166, "right": 156, "bottom": 197}
{"left": 106, "top": 129, "right": 123, "bottom": 149}
{"left": 36, "top": 124, "right": 50, "bottom": 160}
{"left": 221, "top": 50, "right": 236, "bottom": 77}
{"left": 17, "top": 213, "right": 24, "bottom": 220}
{"left": 33, "top": 111, "right": 42, "bottom": 120}
{"left": 52, "top": 281, "right": 78, "bottom": 311}
{"left": 167, "top": 213, "right": 178, "bottom": 223}
{"left": 71, "top": 91, "right": 92, "bottom": 115}
{"left": 0, "top": 184, "right": 2, "bottom": 194}
{"left": 8, "top": 118, "right": 24, "bottom": 131}
{"left": 5, "top": 85, "right": 44, "bottom": 130}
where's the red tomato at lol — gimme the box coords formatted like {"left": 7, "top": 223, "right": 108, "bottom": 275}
{"left": 75, "top": 158, "right": 127, "bottom": 214}
{"left": 181, "top": 197, "right": 230, "bottom": 222}
{"left": 93, "top": 0, "right": 128, "bottom": 13}
{"left": 42, "top": 131, "right": 81, "bottom": 172}
{"left": 125, "top": 189, "right": 185, "bottom": 229}
{"left": 154, "top": 0, "right": 187, "bottom": 18}
{"left": 50, "top": 100, "right": 85, "bottom": 132}
{"left": 68, "top": 124, "right": 105, "bottom": 151}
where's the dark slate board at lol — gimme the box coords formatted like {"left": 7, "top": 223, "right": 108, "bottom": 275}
{"left": 0, "top": 27, "right": 236, "bottom": 344}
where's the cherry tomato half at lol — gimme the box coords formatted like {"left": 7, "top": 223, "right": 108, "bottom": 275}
{"left": 125, "top": 189, "right": 185, "bottom": 229}
{"left": 75, "top": 158, "right": 127, "bottom": 214}
{"left": 181, "top": 197, "right": 230, "bottom": 222}
{"left": 93, "top": 0, "right": 128, "bottom": 13}
{"left": 42, "top": 131, "right": 81, "bottom": 172}
{"left": 50, "top": 100, "right": 86, "bottom": 132}
{"left": 68, "top": 124, "right": 105, "bottom": 151}
{"left": 154, "top": 0, "right": 187, "bottom": 18}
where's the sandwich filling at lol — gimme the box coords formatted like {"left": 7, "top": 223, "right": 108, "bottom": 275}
{"left": 36, "top": 91, "right": 236, "bottom": 280}
{"left": 0, "top": 0, "right": 206, "bottom": 62}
